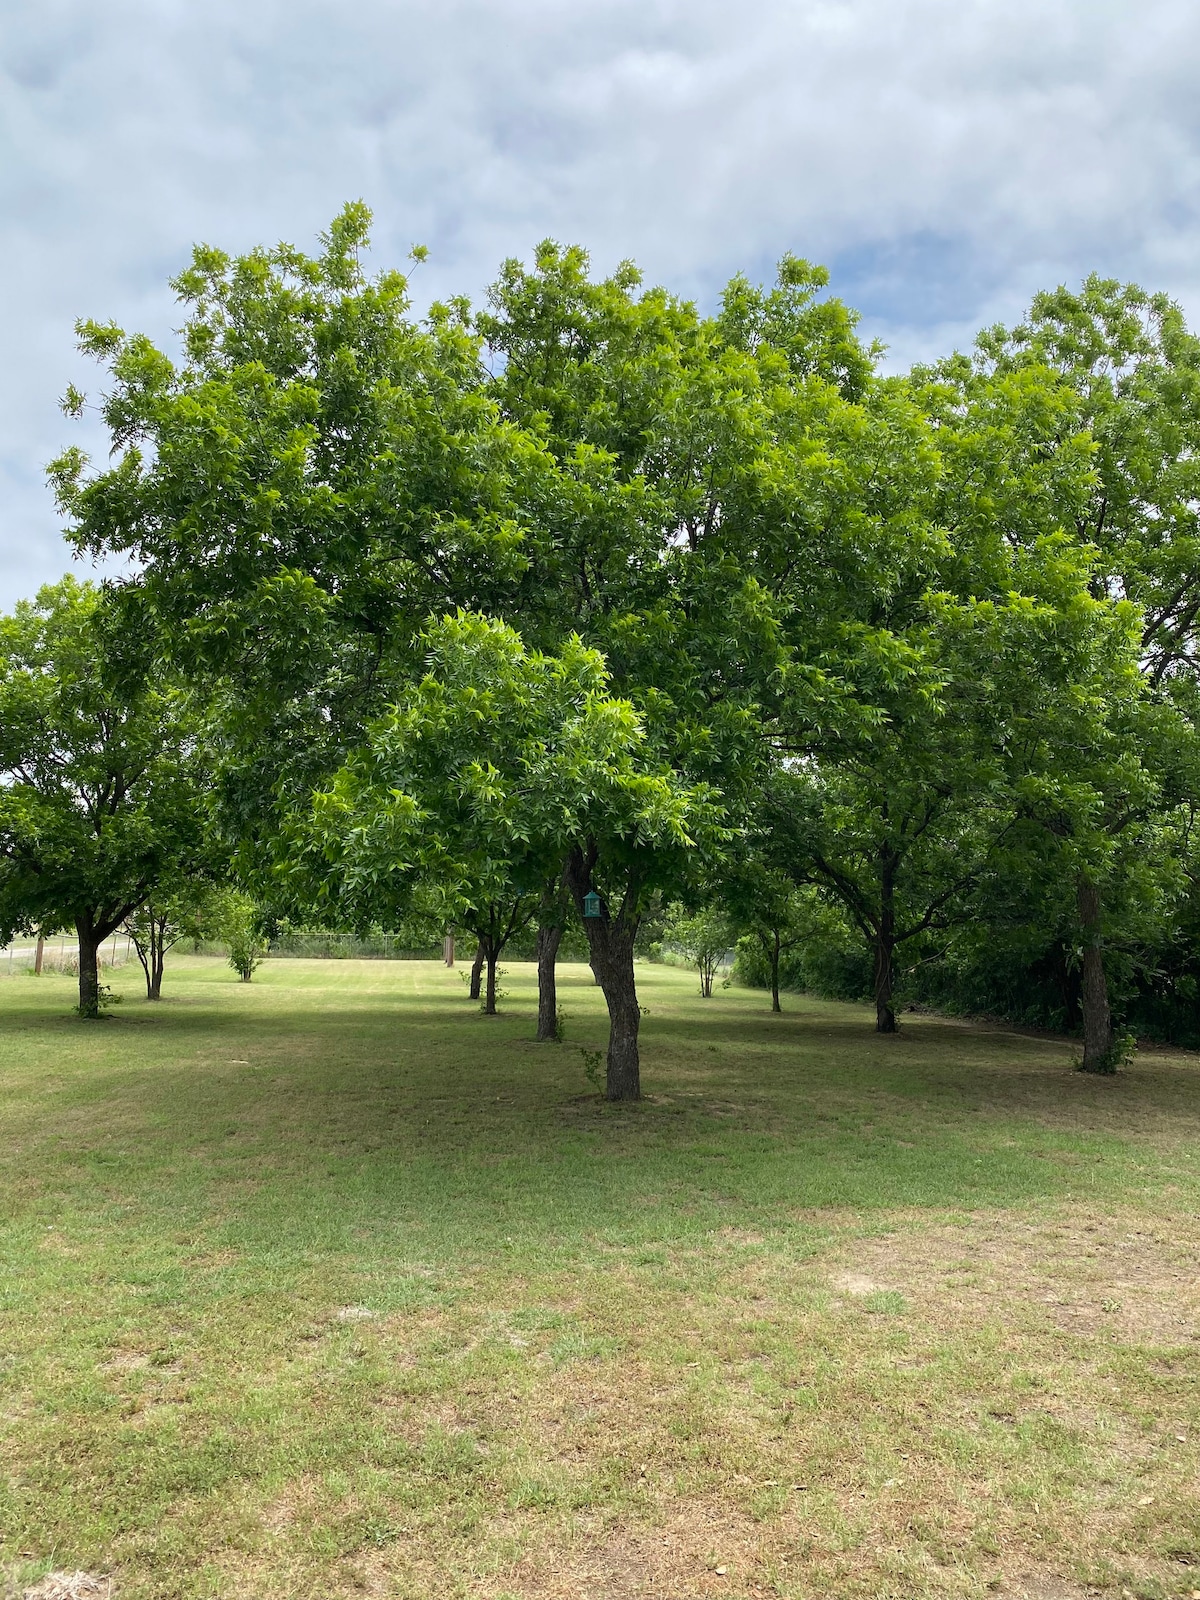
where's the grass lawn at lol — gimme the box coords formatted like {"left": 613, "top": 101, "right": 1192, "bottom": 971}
{"left": 1, "top": 957, "right": 1199, "bottom": 1600}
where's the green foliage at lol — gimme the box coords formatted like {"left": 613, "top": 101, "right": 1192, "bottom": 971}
{"left": 42, "top": 212, "right": 1200, "bottom": 1056}
{"left": 661, "top": 904, "right": 734, "bottom": 997}
{"left": 579, "top": 1047, "right": 605, "bottom": 1094}
{"left": 0, "top": 579, "right": 212, "bottom": 1016}
{"left": 210, "top": 891, "right": 267, "bottom": 982}
{"left": 299, "top": 611, "right": 724, "bottom": 939}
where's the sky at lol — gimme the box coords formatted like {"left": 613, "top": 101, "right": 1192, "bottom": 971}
{"left": 3, "top": 0, "right": 1199, "bottom": 607}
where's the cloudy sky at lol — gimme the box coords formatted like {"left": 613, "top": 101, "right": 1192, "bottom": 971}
{"left": 3, "top": 0, "right": 1198, "bottom": 606}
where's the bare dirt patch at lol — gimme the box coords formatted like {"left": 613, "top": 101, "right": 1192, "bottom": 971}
{"left": 1002, "top": 1568, "right": 1100, "bottom": 1599}
{"left": 832, "top": 1204, "right": 1200, "bottom": 1346}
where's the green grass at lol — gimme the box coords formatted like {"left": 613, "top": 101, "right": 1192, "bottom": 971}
{"left": 2, "top": 957, "right": 1199, "bottom": 1599}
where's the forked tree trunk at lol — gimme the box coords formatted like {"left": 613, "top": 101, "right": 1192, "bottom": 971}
{"left": 1077, "top": 875, "right": 1114, "bottom": 1072}
{"left": 469, "top": 941, "right": 485, "bottom": 1002}
{"left": 130, "top": 911, "right": 166, "bottom": 999}
{"left": 536, "top": 922, "right": 564, "bottom": 1041}
{"left": 76, "top": 919, "right": 102, "bottom": 1019}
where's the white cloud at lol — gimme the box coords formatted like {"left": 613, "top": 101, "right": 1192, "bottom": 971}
{"left": 2, "top": 0, "right": 1198, "bottom": 604}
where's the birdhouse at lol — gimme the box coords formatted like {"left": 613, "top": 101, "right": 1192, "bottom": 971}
{"left": 583, "top": 890, "right": 603, "bottom": 919}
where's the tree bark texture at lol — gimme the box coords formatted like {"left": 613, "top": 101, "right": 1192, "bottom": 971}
{"left": 33, "top": 932, "right": 44, "bottom": 976}
{"left": 469, "top": 941, "right": 485, "bottom": 1002}
{"left": 1077, "top": 875, "right": 1114, "bottom": 1072}
{"left": 76, "top": 918, "right": 102, "bottom": 1019}
{"left": 769, "top": 931, "right": 782, "bottom": 1013}
{"left": 564, "top": 847, "right": 641, "bottom": 1100}
{"left": 536, "top": 922, "right": 564, "bottom": 1041}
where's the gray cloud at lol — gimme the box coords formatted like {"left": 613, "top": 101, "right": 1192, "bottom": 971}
{"left": 2, "top": 0, "right": 1198, "bottom": 604}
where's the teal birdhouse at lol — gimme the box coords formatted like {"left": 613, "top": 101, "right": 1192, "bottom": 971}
{"left": 583, "top": 890, "right": 602, "bottom": 919}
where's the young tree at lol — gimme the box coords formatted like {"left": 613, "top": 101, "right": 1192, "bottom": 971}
{"left": 718, "top": 836, "right": 825, "bottom": 1013}
{"left": 216, "top": 891, "right": 268, "bottom": 982}
{"left": 123, "top": 879, "right": 223, "bottom": 999}
{"left": 661, "top": 904, "right": 732, "bottom": 997}
{"left": 0, "top": 581, "right": 211, "bottom": 1017}
{"left": 300, "top": 613, "right": 722, "bottom": 1097}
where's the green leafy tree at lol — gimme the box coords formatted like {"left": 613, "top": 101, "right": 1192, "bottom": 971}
{"left": 214, "top": 890, "right": 268, "bottom": 982}
{"left": 299, "top": 612, "right": 723, "bottom": 1096}
{"left": 0, "top": 580, "right": 211, "bottom": 1017}
{"left": 925, "top": 289, "right": 1200, "bottom": 1065}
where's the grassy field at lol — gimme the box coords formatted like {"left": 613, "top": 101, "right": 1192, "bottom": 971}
{"left": 1, "top": 957, "right": 1199, "bottom": 1600}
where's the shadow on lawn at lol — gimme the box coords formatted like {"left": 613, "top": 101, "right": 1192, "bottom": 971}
{"left": 3, "top": 963, "right": 1197, "bottom": 1271}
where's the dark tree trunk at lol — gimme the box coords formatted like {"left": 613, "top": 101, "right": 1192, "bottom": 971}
{"left": 536, "top": 922, "right": 564, "bottom": 1041}
{"left": 76, "top": 919, "right": 102, "bottom": 1019}
{"left": 483, "top": 943, "right": 499, "bottom": 1015}
{"left": 874, "top": 936, "right": 897, "bottom": 1033}
{"left": 148, "top": 920, "right": 165, "bottom": 1000}
{"left": 1077, "top": 875, "right": 1114, "bottom": 1072}
{"left": 585, "top": 918, "right": 641, "bottom": 1099}
{"left": 769, "top": 931, "right": 781, "bottom": 1013}
{"left": 563, "top": 848, "right": 641, "bottom": 1100}
{"left": 874, "top": 853, "right": 898, "bottom": 1033}
{"left": 469, "top": 941, "right": 485, "bottom": 1002}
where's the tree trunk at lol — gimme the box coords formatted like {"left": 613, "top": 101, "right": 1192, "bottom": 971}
{"left": 1077, "top": 875, "right": 1114, "bottom": 1072}
{"left": 443, "top": 933, "right": 455, "bottom": 966}
{"left": 536, "top": 922, "right": 564, "bottom": 1041}
{"left": 76, "top": 919, "right": 102, "bottom": 1019}
{"left": 874, "top": 850, "right": 898, "bottom": 1033}
{"left": 770, "top": 931, "right": 781, "bottom": 1013}
{"left": 469, "top": 941, "right": 485, "bottom": 1001}
{"left": 564, "top": 848, "right": 642, "bottom": 1100}
{"left": 149, "top": 919, "right": 164, "bottom": 1000}
{"left": 874, "top": 935, "right": 897, "bottom": 1033}
{"left": 483, "top": 944, "right": 498, "bottom": 1015}
{"left": 586, "top": 919, "right": 641, "bottom": 1099}
{"left": 33, "top": 932, "right": 44, "bottom": 976}
{"left": 133, "top": 936, "right": 152, "bottom": 998}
